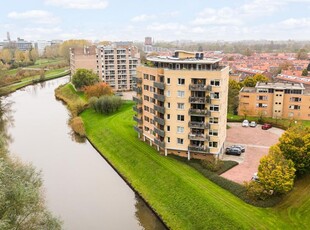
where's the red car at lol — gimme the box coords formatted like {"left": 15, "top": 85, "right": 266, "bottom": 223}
{"left": 262, "top": 123, "right": 272, "bottom": 130}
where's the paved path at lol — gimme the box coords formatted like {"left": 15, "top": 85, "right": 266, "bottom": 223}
{"left": 221, "top": 123, "right": 284, "bottom": 184}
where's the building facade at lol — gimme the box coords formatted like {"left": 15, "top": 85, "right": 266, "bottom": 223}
{"left": 133, "top": 50, "right": 229, "bottom": 159}
{"left": 70, "top": 42, "right": 140, "bottom": 91}
{"left": 238, "top": 82, "right": 310, "bottom": 120}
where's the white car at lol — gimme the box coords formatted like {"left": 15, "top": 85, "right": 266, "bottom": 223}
{"left": 250, "top": 121, "right": 257, "bottom": 127}
{"left": 242, "top": 120, "right": 249, "bottom": 127}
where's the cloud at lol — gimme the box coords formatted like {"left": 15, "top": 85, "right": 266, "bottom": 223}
{"left": 45, "top": 0, "right": 108, "bottom": 10}
{"left": 191, "top": 7, "right": 242, "bottom": 26}
{"left": 8, "top": 10, "right": 60, "bottom": 24}
{"left": 279, "top": 17, "right": 310, "bottom": 29}
{"left": 131, "top": 14, "right": 156, "bottom": 22}
{"left": 146, "top": 23, "right": 187, "bottom": 31}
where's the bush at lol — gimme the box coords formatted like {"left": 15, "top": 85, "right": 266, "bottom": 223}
{"left": 71, "top": 101, "right": 86, "bottom": 116}
{"left": 201, "top": 158, "right": 224, "bottom": 172}
{"left": 92, "top": 95, "right": 122, "bottom": 114}
{"left": 70, "top": 116, "right": 86, "bottom": 137}
{"left": 84, "top": 82, "right": 113, "bottom": 99}
{"left": 244, "top": 181, "right": 270, "bottom": 201}
{"left": 88, "top": 96, "right": 98, "bottom": 109}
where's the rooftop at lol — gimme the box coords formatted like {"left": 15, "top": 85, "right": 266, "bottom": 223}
{"left": 146, "top": 56, "right": 222, "bottom": 64}
{"left": 255, "top": 82, "right": 305, "bottom": 90}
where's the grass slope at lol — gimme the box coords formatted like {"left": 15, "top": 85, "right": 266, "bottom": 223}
{"left": 81, "top": 101, "right": 293, "bottom": 230}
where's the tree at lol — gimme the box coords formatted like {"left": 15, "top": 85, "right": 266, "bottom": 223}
{"left": 72, "top": 69, "right": 99, "bottom": 89}
{"left": 91, "top": 95, "right": 122, "bottom": 114}
{"left": 30, "top": 48, "right": 39, "bottom": 62}
{"left": 301, "top": 69, "right": 308, "bottom": 76}
{"left": 14, "top": 50, "right": 25, "bottom": 62}
{"left": 296, "top": 49, "right": 308, "bottom": 60}
{"left": 258, "top": 145, "right": 296, "bottom": 195}
{"left": 1, "top": 49, "right": 12, "bottom": 64}
{"left": 277, "top": 125, "right": 310, "bottom": 175}
{"left": 228, "top": 80, "right": 242, "bottom": 114}
{"left": 59, "top": 40, "right": 91, "bottom": 61}
{"left": 243, "top": 74, "right": 269, "bottom": 87}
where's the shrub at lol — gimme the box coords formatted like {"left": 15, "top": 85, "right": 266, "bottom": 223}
{"left": 88, "top": 96, "right": 98, "bottom": 109}
{"left": 84, "top": 82, "right": 113, "bottom": 99}
{"left": 201, "top": 158, "right": 224, "bottom": 172}
{"left": 70, "top": 116, "right": 86, "bottom": 137}
{"left": 71, "top": 101, "right": 86, "bottom": 116}
{"left": 93, "top": 95, "right": 122, "bottom": 114}
{"left": 244, "top": 181, "right": 269, "bottom": 201}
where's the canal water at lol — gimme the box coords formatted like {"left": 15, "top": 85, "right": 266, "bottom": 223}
{"left": 3, "top": 77, "right": 166, "bottom": 230}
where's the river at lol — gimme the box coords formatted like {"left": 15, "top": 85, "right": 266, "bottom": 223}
{"left": 3, "top": 77, "right": 166, "bottom": 230}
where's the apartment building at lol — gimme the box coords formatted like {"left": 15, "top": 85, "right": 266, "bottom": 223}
{"left": 238, "top": 82, "right": 310, "bottom": 120}
{"left": 70, "top": 42, "right": 140, "bottom": 91}
{"left": 70, "top": 45, "right": 98, "bottom": 76}
{"left": 133, "top": 50, "right": 229, "bottom": 159}
{"left": 97, "top": 42, "right": 140, "bottom": 91}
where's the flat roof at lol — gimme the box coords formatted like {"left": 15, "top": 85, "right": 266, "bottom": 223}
{"left": 146, "top": 56, "right": 222, "bottom": 64}
{"left": 255, "top": 82, "right": 305, "bottom": 90}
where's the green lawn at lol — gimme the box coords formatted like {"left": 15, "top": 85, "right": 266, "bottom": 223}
{"left": 80, "top": 101, "right": 310, "bottom": 230}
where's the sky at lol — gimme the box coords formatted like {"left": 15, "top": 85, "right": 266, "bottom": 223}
{"left": 0, "top": 0, "right": 310, "bottom": 42}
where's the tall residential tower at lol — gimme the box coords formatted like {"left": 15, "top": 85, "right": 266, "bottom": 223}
{"left": 133, "top": 51, "right": 229, "bottom": 159}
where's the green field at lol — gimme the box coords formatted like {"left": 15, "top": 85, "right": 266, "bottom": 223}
{"left": 80, "top": 101, "right": 310, "bottom": 230}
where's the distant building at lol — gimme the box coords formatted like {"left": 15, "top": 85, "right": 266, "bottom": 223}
{"left": 238, "top": 82, "right": 310, "bottom": 120}
{"left": 35, "top": 40, "right": 52, "bottom": 56}
{"left": 70, "top": 45, "right": 98, "bottom": 76}
{"left": 133, "top": 50, "right": 229, "bottom": 159}
{"left": 16, "top": 38, "right": 32, "bottom": 51}
{"left": 70, "top": 42, "right": 140, "bottom": 91}
{"left": 144, "top": 37, "right": 153, "bottom": 46}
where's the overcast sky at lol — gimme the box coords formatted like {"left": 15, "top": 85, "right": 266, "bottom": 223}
{"left": 1, "top": 0, "right": 310, "bottom": 42}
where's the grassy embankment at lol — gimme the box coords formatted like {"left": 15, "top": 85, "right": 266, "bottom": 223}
{"left": 0, "top": 58, "right": 69, "bottom": 95}
{"left": 56, "top": 83, "right": 310, "bottom": 229}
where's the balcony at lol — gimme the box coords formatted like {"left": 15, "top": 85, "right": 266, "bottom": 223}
{"left": 153, "top": 81, "right": 165, "bottom": 90}
{"left": 154, "top": 104, "right": 165, "bottom": 114}
{"left": 133, "top": 115, "right": 142, "bottom": 124}
{"left": 154, "top": 127, "right": 165, "bottom": 137}
{"left": 132, "top": 76, "right": 142, "bottom": 84}
{"left": 154, "top": 116, "right": 165, "bottom": 126}
{"left": 133, "top": 96, "right": 142, "bottom": 104}
{"left": 154, "top": 138, "right": 165, "bottom": 149}
{"left": 188, "top": 133, "right": 210, "bottom": 141}
{"left": 154, "top": 93, "right": 165, "bottom": 102}
{"left": 134, "top": 126, "right": 142, "bottom": 134}
{"left": 189, "top": 84, "right": 212, "bottom": 91}
{"left": 188, "top": 121, "right": 208, "bottom": 129}
{"left": 189, "top": 97, "right": 206, "bottom": 104}
{"left": 189, "top": 109, "right": 208, "bottom": 116}
{"left": 133, "top": 106, "right": 142, "bottom": 113}
{"left": 188, "top": 145, "right": 210, "bottom": 153}
{"left": 133, "top": 86, "right": 142, "bottom": 94}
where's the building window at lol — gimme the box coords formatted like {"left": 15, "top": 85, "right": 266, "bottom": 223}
{"left": 143, "top": 85, "right": 149, "bottom": 91}
{"left": 209, "top": 142, "right": 218, "bottom": 148}
{"left": 144, "top": 126, "right": 150, "bottom": 131}
{"left": 256, "top": 103, "right": 267, "bottom": 108}
{"left": 143, "top": 74, "right": 149, "bottom": 80}
{"left": 289, "top": 105, "right": 301, "bottom": 110}
{"left": 167, "top": 137, "right": 170, "bottom": 143}
{"left": 167, "top": 78, "right": 170, "bottom": 84}
{"left": 242, "top": 95, "right": 249, "bottom": 98}
{"left": 177, "top": 126, "right": 184, "bottom": 133}
{"left": 211, "top": 92, "right": 220, "bottom": 99}
{"left": 177, "top": 90, "right": 185, "bottom": 98}
{"left": 167, "top": 126, "right": 170, "bottom": 131}
{"left": 210, "top": 105, "right": 219, "bottom": 111}
{"left": 167, "top": 102, "right": 170, "bottom": 108}
{"left": 150, "top": 86, "right": 155, "bottom": 93}
{"left": 150, "top": 75, "right": 155, "bottom": 81}
{"left": 177, "top": 138, "right": 184, "bottom": 145}
{"left": 144, "top": 105, "right": 149, "bottom": 112}
{"left": 210, "top": 80, "right": 220, "bottom": 86}
{"left": 290, "top": 97, "right": 302, "bottom": 102}
{"left": 150, "top": 97, "right": 155, "bottom": 103}
{"left": 177, "top": 115, "right": 185, "bottom": 121}
{"left": 167, "top": 90, "right": 171, "bottom": 97}
{"left": 167, "top": 114, "right": 170, "bottom": 119}
{"left": 144, "top": 95, "right": 149, "bottom": 101}
{"left": 257, "top": 95, "right": 268, "bottom": 100}
{"left": 178, "top": 78, "right": 185, "bottom": 85}
{"left": 177, "top": 103, "right": 185, "bottom": 110}
{"left": 209, "top": 130, "right": 218, "bottom": 136}
{"left": 144, "top": 116, "right": 150, "bottom": 122}
{"left": 209, "top": 117, "right": 219, "bottom": 124}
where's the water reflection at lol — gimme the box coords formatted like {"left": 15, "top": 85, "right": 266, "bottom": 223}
{"left": 4, "top": 76, "right": 166, "bottom": 230}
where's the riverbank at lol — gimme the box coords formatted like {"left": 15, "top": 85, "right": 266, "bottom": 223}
{"left": 0, "top": 68, "right": 70, "bottom": 96}
{"left": 55, "top": 83, "right": 310, "bottom": 230}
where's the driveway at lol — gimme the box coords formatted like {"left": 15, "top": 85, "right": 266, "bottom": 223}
{"left": 220, "top": 123, "right": 284, "bottom": 184}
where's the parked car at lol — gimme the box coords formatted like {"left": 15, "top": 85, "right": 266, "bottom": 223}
{"left": 262, "top": 123, "right": 272, "bottom": 130}
{"left": 242, "top": 120, "right": 249, "bottom": 127}
{"left": 226, "top": 147, "right": 242, "bottom": 156}
{"left": 249, "top": 121, "right": 257, "bottom": 127}
{"left": 230, "top": 145, "right": 245, "bottom": 153}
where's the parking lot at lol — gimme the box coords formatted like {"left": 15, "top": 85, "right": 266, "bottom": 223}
{"left": 220, "top": 122, "right": 284, "bottom": 184}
